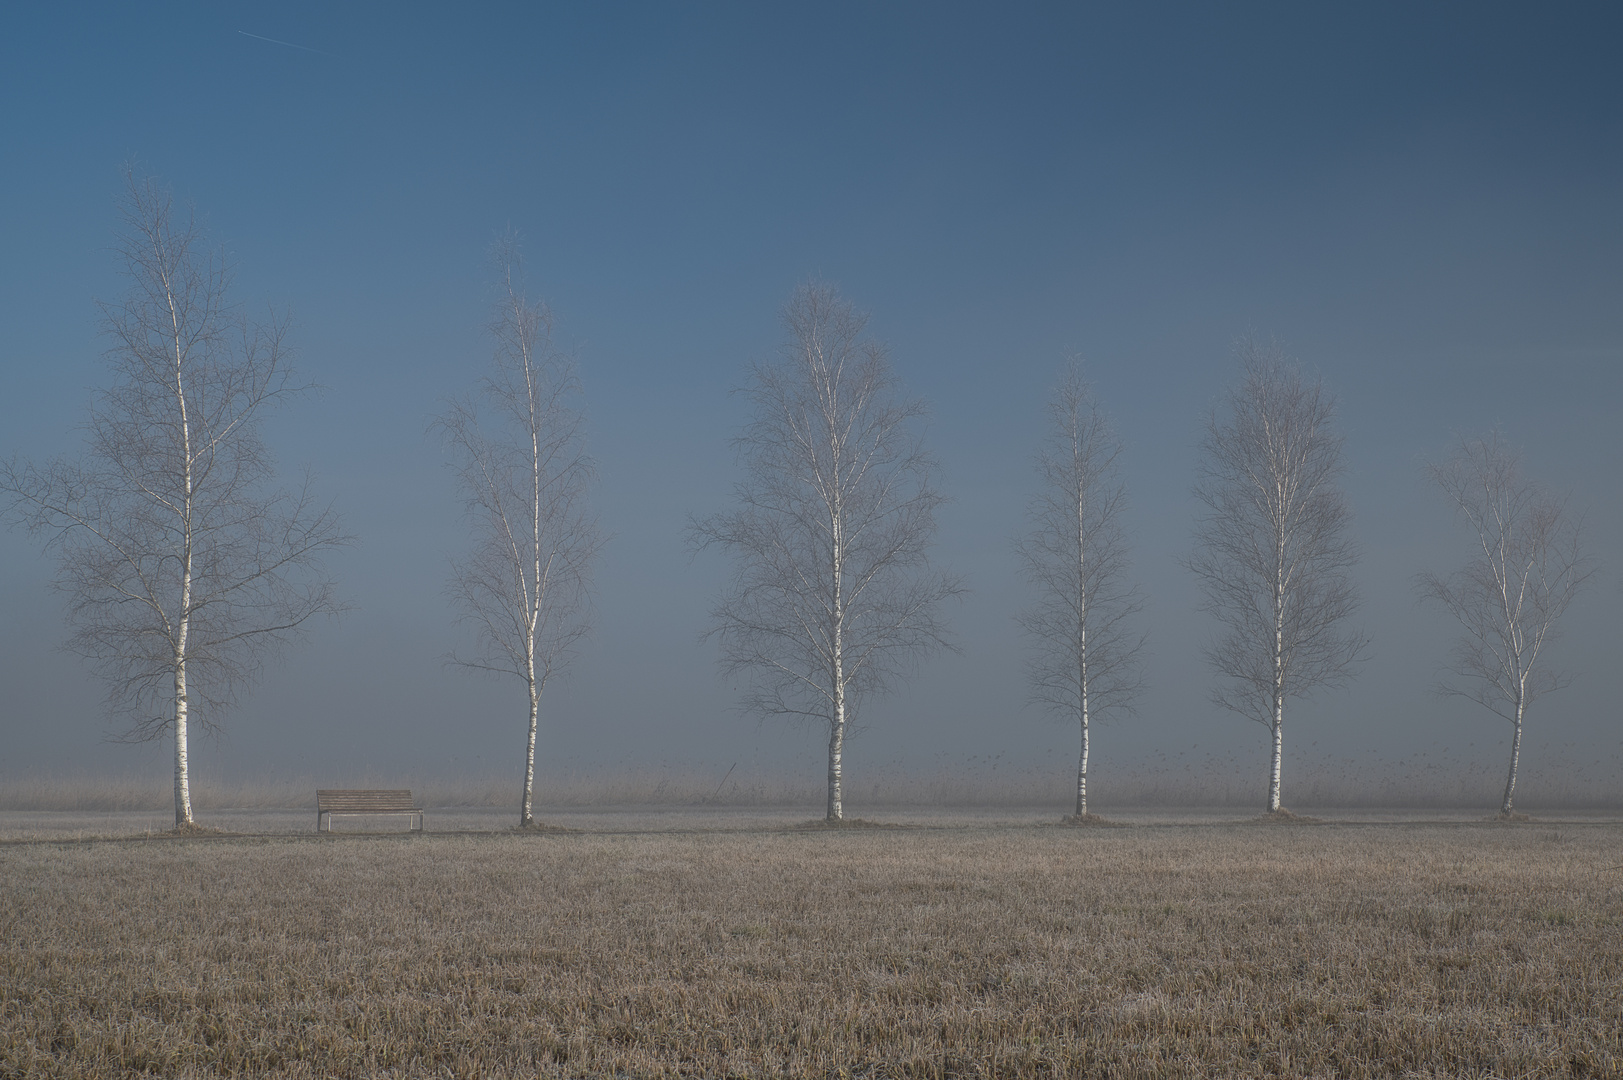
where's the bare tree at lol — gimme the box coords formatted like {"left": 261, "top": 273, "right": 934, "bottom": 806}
{"left": 1015, "top": 362, "right": 1144, "bottom": 820}
{"left": 1188, "top": 338, "right": 1365, "bottom": 814}
{"left": 693, "top": 283, "right": 961, "bottom": 822}
{"left": 0, "top": 170, "right": 345, "bottom": 828}
{"left": 1418, "top": 431, "right": 1594, "bottom": 817}
{"left": 437, "top": 234, "right": 601, "bottom": 828}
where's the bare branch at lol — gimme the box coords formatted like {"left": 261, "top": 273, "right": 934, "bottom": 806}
{"left": 1015, "top": 360, "right": 1145, "bottom": 817}
{"left": 691, "top": 282, "right": 963, "bottom": 821}
{"left": 1187, "top": 337, "right": 1366, "bottom": 812}
{"left": 1417, "top": 430, "right": 1595, "bottom": 815}
{"left": 435, "top": 232, "right": 602, "bottom": 826}
{"left": 0, "top": 168, "right": 348, "bottom": 826}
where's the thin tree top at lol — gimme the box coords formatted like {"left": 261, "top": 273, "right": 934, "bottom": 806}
{"left": 1189, "top": 338, "right": 1366, "bottom": 722}
{"left": 0, "top": 168, "right": 346, "bottom": 738}
{"left": 1418, "top": 429, "right": 1595, "bottom": 719}
{"left": 695, "top": 282, "right": 961, "bottom": 726}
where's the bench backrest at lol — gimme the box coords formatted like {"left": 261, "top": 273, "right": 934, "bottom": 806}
{"left": 317, "top": 789, "right": 419, "bottom": 812}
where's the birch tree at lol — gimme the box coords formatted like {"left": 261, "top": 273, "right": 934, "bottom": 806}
{"left": 1418, "top": 431, "right": 1594, "bottom": 817}
{"left": 1016, "top": 362, "right": 1144, "bottom": 820}
{"left": 0, "top": 170, "right": 345, "bottom": 828}
{"left": 438, "top": 235, "right": 600, "bottom": 828}
{"left": 693, "top": 283, "right": 960, "bottom": 822}
{"left": 1188, "top": 339, "right": 1365, "bottom": 814}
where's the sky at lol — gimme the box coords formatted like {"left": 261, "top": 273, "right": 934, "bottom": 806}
{"left": 1, "top": 3, "right": 1620, "bottom": 806}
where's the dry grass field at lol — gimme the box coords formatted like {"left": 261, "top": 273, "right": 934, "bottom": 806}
{"left": 3, "top": 819, "right": 1621, "bottom": 1078}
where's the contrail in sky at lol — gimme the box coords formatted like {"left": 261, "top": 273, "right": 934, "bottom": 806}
{"left": 237, "top": 30, "right": 326, "bottom": 55}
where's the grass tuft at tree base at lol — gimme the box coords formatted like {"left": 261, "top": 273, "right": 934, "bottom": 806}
{"left": 1057, "top": 813, "right": 1123, "bottom": 827}
{"left": 1250, "top": 807, "right": 1323, "bottom": 824}
{"left": 161, "top": 822, "right": 235, "bottom": 838}
{"left": 512, "top": 821, "right": 578, "bottom": 834}
{"left": 794, "top": 817, "right": 903, "bottom": 830}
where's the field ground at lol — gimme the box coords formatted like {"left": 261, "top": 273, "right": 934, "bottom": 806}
{"left": 3, "top": 812, "right": 1621, "bottom": 1078}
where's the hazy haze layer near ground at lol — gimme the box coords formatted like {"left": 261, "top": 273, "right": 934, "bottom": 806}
{"left": 3, "top": 814, "right": 1621, "bottom": 1077}
{"left": 4, "top": 805, "right": 1623, "bottom": 841}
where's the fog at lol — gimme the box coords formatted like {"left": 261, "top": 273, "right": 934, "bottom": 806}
{"left": 1, "top": 5, "right": 1619, "bottom": 808}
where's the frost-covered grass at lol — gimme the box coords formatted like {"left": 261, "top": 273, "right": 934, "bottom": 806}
{"left": 3, "top": 821, "right": 1621, "bottom": 1077}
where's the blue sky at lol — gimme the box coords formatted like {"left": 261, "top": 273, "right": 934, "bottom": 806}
{"left": 2, "top": 3, "right": 1619, "bottom": 803}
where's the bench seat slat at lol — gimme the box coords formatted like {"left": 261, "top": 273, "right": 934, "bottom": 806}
{"left": 317, "top": 789, "right": 424, "bottom": 831}
{"left": 318, "top": 790, "right": 418, "bottom": 810}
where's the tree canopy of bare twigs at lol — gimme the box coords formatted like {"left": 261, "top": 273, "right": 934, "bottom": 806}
{"left": 1188, "top": 339, "right": 1365, "bottom": 814}
{"left": 1418, "top": 431, "right": 1594, "bottom": 817}
{"left": 692, "top": 283, "right": 961, "bottom": 822}
{"left": 437, "top": 234, "right": 601, "bottom": 828}
{"left": 0, "top": 169, "right": 346, "bottom": 827}
{"left": 1015, "top": 362, "right": 1144, "bottom": 819}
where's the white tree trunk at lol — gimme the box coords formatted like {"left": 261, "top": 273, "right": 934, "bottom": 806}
{"left": 829, "top": 606, "right": 846, "bottom": 823}
{"left": 174, "top": 390, "right": 194, "bottom": 827}
{"left": 1269, "top": 527, "right": 1284, "bottom": 814}
{"left": 1076, "top": 704, "right": 1089, "bottom": 819}
{"left": 173, "top": 648, "right": 193, "bottom": 827}
{"left": 1076, "top": 484, "right": 1089, "bottom": 819}
{"left": 1268, "top": 709, "right": 1282, "bottom": 814}
{"left": 827, "top": 709, "right": 845, "bottom": 822}
{"left": 1501, "top": 697, "right": 1524, "bottom": 816}
{"left": 828, "top": 491, "right": 846, "bottom": 822}
{"left": 172, "top": 278, "right": 195, "bottom": 829}
{"left": 524, "top": 364, "right": 542, "bottom": 829}
{"left": 1268, "top": 627, "right": 1284, "bottom": 814}
{"left": 521, "top": 670, "right": 538, "bottom": 827}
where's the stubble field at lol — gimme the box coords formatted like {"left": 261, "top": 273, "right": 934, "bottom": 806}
{"left": 3, "top": 817, "right": 1621, "bottom": 1078}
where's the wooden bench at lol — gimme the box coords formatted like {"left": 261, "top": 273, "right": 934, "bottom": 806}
{"left": 316, "top": 790, "right": 424, "bottom": 833}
